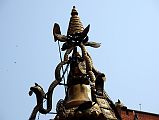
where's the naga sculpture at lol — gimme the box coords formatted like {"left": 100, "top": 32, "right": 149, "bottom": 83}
{"left": 28, "top": 6, "right": 121, "bottom": 120}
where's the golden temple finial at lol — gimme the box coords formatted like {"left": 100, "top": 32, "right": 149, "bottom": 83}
{"left": 67, "top": 6, "right": 84, "bottom": 35}
{"left": 29, "top": 6, "right": 121, "bottom": 120}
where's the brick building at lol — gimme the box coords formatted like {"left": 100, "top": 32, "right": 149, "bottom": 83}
{"left": 120, "top": 109, "right": 159, "bottom": 120}
{"left": 115, "top": 100, "right": 159, "bottom": 120}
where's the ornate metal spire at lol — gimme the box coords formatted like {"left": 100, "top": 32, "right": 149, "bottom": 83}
{"left": 28, "top": 6, "right": 121, "bottom": 120}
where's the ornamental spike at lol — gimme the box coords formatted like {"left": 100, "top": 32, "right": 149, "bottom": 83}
{"left": 67, "top": 6, "right": 84, "bottom": 35}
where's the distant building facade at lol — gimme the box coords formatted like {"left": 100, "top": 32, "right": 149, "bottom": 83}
{"left": 120, "top": 109, "right": 159, "bottom": 120}
{"left": 115, "top": 100, "right": 159, "bottom": 120}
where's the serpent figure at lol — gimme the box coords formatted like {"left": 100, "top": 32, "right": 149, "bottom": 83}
{"left": 79, "top": 43, "right": 96, "bottom": 83}
{"left": 29, "top": 61, "right": 68, "bottom": 120}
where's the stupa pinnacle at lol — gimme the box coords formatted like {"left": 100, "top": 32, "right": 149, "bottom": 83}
{"left": 67, "top": 6, "right": 84, "bottom": 35}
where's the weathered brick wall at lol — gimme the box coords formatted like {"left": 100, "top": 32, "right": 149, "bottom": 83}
{"left": 120, "top": 109, "right": 159, "bottom": 120}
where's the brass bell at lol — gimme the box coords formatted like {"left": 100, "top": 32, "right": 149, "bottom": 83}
{"left": 65, "top": 84, "right": 92, "bottom": 108}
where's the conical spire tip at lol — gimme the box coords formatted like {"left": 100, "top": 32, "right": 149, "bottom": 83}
{"left": 71, "top": 6, "right": 78, "bottom": 16}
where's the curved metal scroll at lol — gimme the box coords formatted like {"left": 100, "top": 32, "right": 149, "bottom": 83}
{"left": 29, "top": 61, "right": 68, "bottom": 120}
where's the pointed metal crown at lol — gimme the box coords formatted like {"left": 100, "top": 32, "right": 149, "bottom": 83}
{"left": 67, "top": 6, "right": 84, "bottom": 35}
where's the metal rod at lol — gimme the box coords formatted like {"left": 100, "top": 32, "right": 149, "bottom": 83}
{"left": 48, "top": 112, "right": 57, "bottom": 114}
{"left": 139, "top": 104, "right": 141, "bottom": 111}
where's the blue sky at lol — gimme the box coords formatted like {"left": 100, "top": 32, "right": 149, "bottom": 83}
{"left": 1, "top": 0, "right": 159, "bottom": 120}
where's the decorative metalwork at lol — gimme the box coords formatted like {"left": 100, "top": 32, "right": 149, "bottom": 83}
{"left": 28, "top": 6, "right": 121, "bottom": 120}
